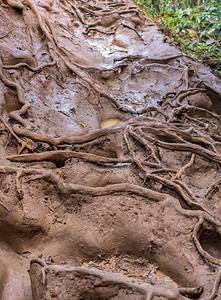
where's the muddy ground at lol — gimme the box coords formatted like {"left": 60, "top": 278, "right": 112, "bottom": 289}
{"left": 0, "top": 0, "right": 221, "bottom": 299}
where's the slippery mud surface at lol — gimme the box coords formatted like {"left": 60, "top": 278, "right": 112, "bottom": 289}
{"left": 0, "top": 0, "right": 221, "bottom": 299}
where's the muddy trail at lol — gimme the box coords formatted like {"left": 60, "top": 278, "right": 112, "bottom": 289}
{"left": 0, "top": 0, "right": 221, "bottom": 299}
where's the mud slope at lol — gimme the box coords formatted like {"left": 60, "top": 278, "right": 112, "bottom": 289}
{"left": 0, "top": 0, "right": 221, "bottom": 299}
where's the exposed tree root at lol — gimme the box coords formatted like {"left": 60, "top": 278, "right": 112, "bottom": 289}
{"left": 123, "top": 126, "right": 208, "bottom": 212}
{"left": 1, "top": 1, "right": 221, "bottom": 298}
{"left": 15, "top": 169, "right": 25, "bottom": 200}
{"left": 206, "top": 179, "right": 221, "bottom": 197}
{"left": 0, "top": 116, "right": 34, "bottom": 153}
{"left": 66, "top": 0, "right": 87, "bottom": 25}
{"left": 6, "top": 0, "right": 24, "bottom": 10}
{"left": 146, "top": 290, "right": 179, "bottom": 300}
{"left": 12, "top": 124, "right": 121, "bottom": 146}
{"left": 114, "top": 53, "right": 184, "bottom": 63}
{"left": 193, "top": 217, "right": 221, "bottom": 266}
{"left": 7, "top": 150, "right": 161, "bottom": 168}
{"left": 132, "top": 125, "right": 221, "bottom": 165}
{"left": 128, "top": 126, "right": 165, "bottom": 166}
{"left": 155, "top": 140, "right": 221, "bottom": 164}
{"left": 145, "top": 173, "right": 208, "bottom": 212}
{"left": 170, "top": 105, "right": 221, "bottom": 123}
{"left": 121, "top": 23, "right": 144, "bottom": 41}
{"left": 0, "top": 57, "right": 30, "bottom": 127}
{"left": 205, "top": 268, "right": 221, "bottom": 300}
{"left": 86, "top": 28, "right": 115, "bottom": 35}
{"left": 3, "top": 59, "right": 56, "bottom": 72}
{"left": 173, "top": 88, "right": 207, "bottom": 105}
{"left": 178, "top": 286, "right": 203, "bottom": 298}
{"left": 173, "top": 153, "right": 195, "bottom": 180}
{"left": 30, "top": 258, "right": 47, "bottom": 285}
{"left": 26, "top": 169, "right": 167, "bottom": 202}
{"left": 123, "top": 126, "right": 149, "bottom": 181}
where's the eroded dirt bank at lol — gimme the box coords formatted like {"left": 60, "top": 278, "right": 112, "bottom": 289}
{"left": 0, "top": 0, "right": 221, "bottom": 299}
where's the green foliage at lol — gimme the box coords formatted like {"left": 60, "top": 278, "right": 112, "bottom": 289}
{"left": 136, "top": 0, "right": 221, "bottom": 76}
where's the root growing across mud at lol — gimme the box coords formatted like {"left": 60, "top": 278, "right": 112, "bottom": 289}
{"left": 0, "top": 0, "right": 221, "bottom": 299}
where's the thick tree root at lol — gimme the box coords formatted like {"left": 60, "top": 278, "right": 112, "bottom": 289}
{"left": 30, "top": 257, "right": 221, "bottom": 300}
{"left": 6, "top": 0, "right": 24, "bottom": 10}
{"left": 6, "top": 150, "right": 159, "bottom": 168}
{"left": 12, "top": 124, "right": 121, "bottom": 146}
{"left": 26, "top": 169, "right": 167, "bottom": 202}
{"left": 178, "top": 286, "right": 203, "bottom": 298}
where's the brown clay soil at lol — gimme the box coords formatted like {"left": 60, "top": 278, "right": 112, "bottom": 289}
{"left": 0, "top": 0, "right": 221, "bottom": 299}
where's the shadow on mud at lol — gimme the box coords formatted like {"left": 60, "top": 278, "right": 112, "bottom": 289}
{"left": 199, "top": 227, "right": 221, "bottom": 260}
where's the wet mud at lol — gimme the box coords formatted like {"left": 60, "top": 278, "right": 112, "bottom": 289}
{"left": 0, "top": 0, "right": 221, "bottom": 299}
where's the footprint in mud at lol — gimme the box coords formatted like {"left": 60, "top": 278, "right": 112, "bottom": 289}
{"left": 199, "top": 227, "right": 221, "bottom": 260}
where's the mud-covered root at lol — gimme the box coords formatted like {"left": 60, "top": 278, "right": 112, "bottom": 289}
{"left": 178, "top": 286, "right": 203, "bottom": 298}
{"left": 30, "top": 258, "right": 47, "bottom": 285}
{"left": 0, "top": 117, "right": 34, "bottom": 153}
{"left": 3, "top": 59, "right": 56, "bottom": 73}
{"left": 6, "top": 0, "right": 24, "bottom": 10}
{"left": 7, "top": 150, "right": 154, "bottom": 168}
{"left": 15, "top": 169, "right": 25, "bottom": 200}
{"left": 29, "top": 259, "right": 186, "bottom": 300}
{"left": 200, "top": 268, "right": 221, "bottom": 300}
{"left": 145, "top": 290, "right": 179, "bottom": 300}
{"left": 193, "top": 217, "right": 221, "bottom": 266}
{"left": 206, "top": 179, "right": 221, "bottom": 198}
{"left": 170, "top": 105, "right": 221, "bottom": 123}
{"left": 208, "top": 268, "right": 221, "bottom": 300}
{"left": 0, "top": 57, "right": 30, "bottom": 127}
{"left": 25, "top": 168, "right": 169, "bottom": 202}
{"left": 173, "top": 153, "right": 195, "bottom": 180}
{"left": 7, "top": 150, "right": 133, "bottom": 167}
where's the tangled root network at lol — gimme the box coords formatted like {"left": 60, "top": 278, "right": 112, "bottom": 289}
{"left": 0, "top": 0, "right": 221, "bottom": 299}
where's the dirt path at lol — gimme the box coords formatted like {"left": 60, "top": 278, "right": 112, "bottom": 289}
{"left": 0, "top": 0, "right": 221, "bottom": 299}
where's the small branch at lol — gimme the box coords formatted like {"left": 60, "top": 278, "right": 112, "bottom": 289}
{"left": 121, "top": 23, "right": 144, "bottom": 41}
{"left": 0, "top": 29, "right": 13, "bottom": 39}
